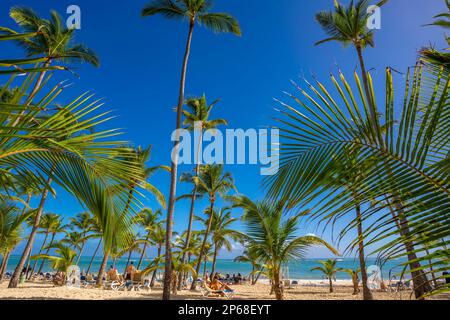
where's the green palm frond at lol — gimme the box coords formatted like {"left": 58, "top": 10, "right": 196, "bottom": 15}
{"left": 266, "top": 66, "right": 450, "bottom": 296}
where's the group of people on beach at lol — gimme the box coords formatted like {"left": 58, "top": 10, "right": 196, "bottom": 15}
{"left": 204, "top": 272, "right": 246, "bottom": 285}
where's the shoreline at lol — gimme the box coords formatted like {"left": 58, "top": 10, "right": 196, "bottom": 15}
{"left": 0, "top": 280, "right": 431, "bottom": 301}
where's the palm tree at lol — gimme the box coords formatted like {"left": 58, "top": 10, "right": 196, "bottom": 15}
{"left": 141, "top": 0, "right": 241, "bottom": 300}
{"left": 0, "top": 203, "right": 33, "bottom": 282}
{"left": 234, "top": 247, "right": 263, "bottom": 285}
{"left": 3, "top": 73, "right": 144, "bottom": 289}
{"left": 61, "top": 231, "right": 84, "bottom": 252}
{"left": 85, "top": 217, "right": 103, "bottom": 275}
{"left": 196, "top": 207, "right": 243, "bottom": 279}
{"left": 190, "top": 164, "right": 235, "bottom": 289}
{"left": 178, "top": 95, "right": 227, "bottom": 288}
{"left": 6, "top": 7, "right": 99, "bottom": 111}
{"left": 314, "top": 2, "right": 434, "bottom": 298}
{"left": 311, "top": 259, "right": 339, "bottom": 293}
{"left": 232, "top": 195, "right": 339, "bottom": 300}
{"left": 148, "top": 223, "right": 166, "bottom": 287}
{"left": 340, "top": 268, "right": 361, "bottom": 295}
{"left": 69, "top": 212, "right": 94, "bottom": 265}
{"left": 37, "top": 214, "right": 65, "bottom": 274}
{"left": 134, "top": 208, "right": 162, "bottom": 269}
{"left": 324, "top": 149, "right": 374, "bottom": 300}
{"left": 267, "top": 66, "right": 445, "bottom": 298}
{"left": 315, "top": 0, "right": 388, "bottom": 137}
{"left": 31, "top": 242, "right": 77, "bottom": 281}
{"left": 29, "top": 212, "right": 60, "bottom": 277}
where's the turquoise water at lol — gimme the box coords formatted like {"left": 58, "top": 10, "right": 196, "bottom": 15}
{"left": 4, "top": 255, "right": 409, "bottom": 280}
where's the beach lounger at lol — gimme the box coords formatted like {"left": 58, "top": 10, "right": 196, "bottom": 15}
{"left": 104, "top": 271, "right": 126, "bottom": 291}
{"left": 200, "top": 282, "right": 235, "bottom": 299}
{"left": 130, "top": 271, "right": 151, "bottom": 291}
{"left": 82, "top": 274, "right": 97, "bottom": 288}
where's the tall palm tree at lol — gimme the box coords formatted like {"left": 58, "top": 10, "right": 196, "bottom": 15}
{"left": 141, "top": 0, "right": 240, "bottom": 300}
{"left": 178, "top": 95, "right": 227, "bottom": 288}
{"left": 315, "top": 0, "right": 388, "bottom": 137}
{"left": 267, "top": 66, "right": 445, "bottom": 298}
{"left": 324, "top": 148, "right": 374, "bottom": 300}
{"left": 314, "top": 4, "right": 431, "bottom": 296}
{"left": 311, "top": 259, "right": 339, "bottom": 293}
{"left": 37, "top": 214, "right": 64, "bottom": 274}
{"left": 195, "top": 207, "right": 243, "bottom": 279}
{"left": 232, "top": 195, "right": 339, "bottom": 300}
{"left": 190, "top": 164, "right": 235, "bottom": 289}
{"left": 134, "top": 208, "right": 162, "bottom": 270}
{"left": 6, "top": 7, "right": 99, "bottom": 111}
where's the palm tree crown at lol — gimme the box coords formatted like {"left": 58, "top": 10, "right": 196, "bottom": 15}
{"left": 9, "top": 7, "right": 99, "bottom": 66}
{"left": 142, "top": 0, "right": 241, "bottom": 36}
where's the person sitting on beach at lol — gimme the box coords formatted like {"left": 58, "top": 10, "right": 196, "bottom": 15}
{"left": 125, "top": 262, "right": 136, "bottom": 289}
{"left": 106, "top": 265, "right": 118, "bottom": 280}
{"left": 209, "top": 274, "right": 234, "bottom": 297}
{"left": 233, "top": 273, "right": 242, "bottom": 284}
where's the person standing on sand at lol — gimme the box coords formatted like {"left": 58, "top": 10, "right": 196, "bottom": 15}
{"left": 125, "top": 262, "right": 136, "bottom": 281}
{"left": 352, "top": 271, "right": 360, "bottom": 295}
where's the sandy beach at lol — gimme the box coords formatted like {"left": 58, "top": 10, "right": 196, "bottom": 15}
{"left": 0, "top": 280, "right": 438, "bottom": 300}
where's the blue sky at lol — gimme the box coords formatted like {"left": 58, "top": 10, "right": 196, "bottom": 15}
{"left": 1, "top": 0, "right": 447, "bottom": 259}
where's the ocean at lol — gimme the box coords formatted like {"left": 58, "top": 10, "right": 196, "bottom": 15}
{"left": 3, "top": 255, "right": 412, "bottom": 280}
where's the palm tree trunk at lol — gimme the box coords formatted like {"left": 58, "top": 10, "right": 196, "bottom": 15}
{"left": 30, "top": 231, "right": 49, "bottom": 277}
{"left": 86, "top": 238, "right": 101, "bottom": 275}
{"left": 191, "top": 197, "right": 215, "bottom": 290}
{"left": 178, "top": 127, "right": 203, "bottom": 290}
{"left": 8, "top": 174, "right": 52, "bottom": 288}
{"left": 329, "top": 277, "right": 334, "bottom": 293}
{"left": 388, "top": 199, "right": 433, "bottom": 299}
{"left": 96, "top": 250, "right": 110, "bottom": 286}
{"left": 355, "top": 43, "right": 379, "bottom": 142}
{"left": 354, "top": 199, "right": 373, "bottom": 300}
{"left": 253, "top": 267, "right": 262, "bottom": 285}
{"left": 11, "top": 59, "right": 52, "bottom": 127}
{"left": 251, "top": 266, "right": 255, "bottom": 285}
{"left": 210, "top": 243, "right": 219, "bottom": 281}
{"left": 203, "top": 258, "right": 208, "bottom": 278}
{"left": 273, "top": 269, "right": 284, "bottom": 300}
{"left": 76, "top": 240, "right": 86, "bottom": 265}
{"left": 25, "top": 250, "right": 33, "bottom": 280}
{"left": 37, "top": 233, "right": 56, "bottom": 274}
{"left": 123, "top": 250, "right": 133, "bottom": 277}
{"left": 163, "top": 18, "right": 196, "bottom": 301}
{"left": 137, "top": 237, "right": 148, "bottom": 270}
{"left": 424, "top": 246, "right": 438, "bottom": 288}
{"left": 0, "top": 251, "right": 11, "bottom": 282}
{"left": 150, "top": 245, "right": 162, "bottom": 287}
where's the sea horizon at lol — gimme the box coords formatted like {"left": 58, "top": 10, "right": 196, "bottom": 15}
{"left": 4, "top": 255, "right": 411, "bottom": 281}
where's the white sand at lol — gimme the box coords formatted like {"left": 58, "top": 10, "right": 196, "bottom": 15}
{"left": 1, "top": 279, "right": 439, "bottom": 300}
